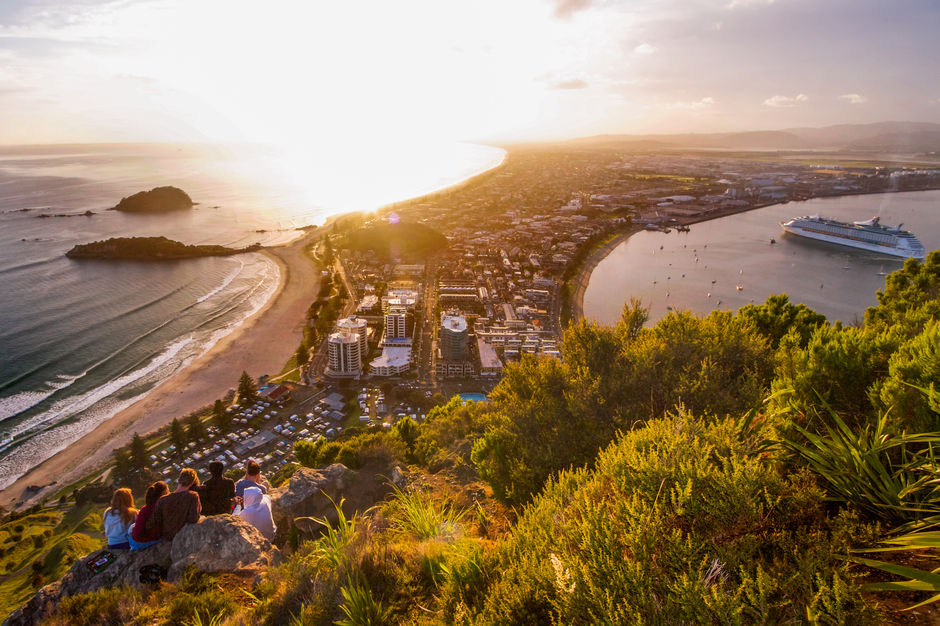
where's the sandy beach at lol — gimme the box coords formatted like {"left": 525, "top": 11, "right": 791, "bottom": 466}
{"left": 0, "top": 230, "right": 321, "bottom": 510}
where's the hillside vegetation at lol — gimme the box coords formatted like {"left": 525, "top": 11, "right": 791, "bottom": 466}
{"left": 66, "top": 236, "right": 260, "bottom": 260}
{"left": 13, "top": 251, "right": 940, "bottom": 625}
{"left": 340, "top": 221, "right": 447, "bottom": 261}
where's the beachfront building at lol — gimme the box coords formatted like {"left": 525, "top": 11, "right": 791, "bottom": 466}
{"left": 336, "top": 316, "right": 368, "bottom": 358}
{"left": 385, "top": 306, "right": 412, "bottom": 340}
{"left": 370, "top": 343, "right": 412, "bottom": 377}
{"left": 326, "top": 329, "right": 362, "bottom": 377}
{"left": 477, "top": 336, "right": 503, "bottom": 377}
{"left": 440, "top": 314, "right": 469, "bottom": 361}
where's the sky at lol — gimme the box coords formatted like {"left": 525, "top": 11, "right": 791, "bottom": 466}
{"left": 0, "top": 0, "right": 937, "bottom": 146}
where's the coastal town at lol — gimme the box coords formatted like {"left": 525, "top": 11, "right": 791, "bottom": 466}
{"left": 5, "top": 146, "right": 940, "bottom": 508}
{"left": 303, "top": 146, "right": 940, "bottom": 393}
{"left": 96, "top": 146, "right": 929, "bottom": 489}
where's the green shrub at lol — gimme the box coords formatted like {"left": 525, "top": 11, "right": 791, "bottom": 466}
{"left": 55, "top": 587, "right": 143, "bottom": 626}
{"left": 474, "top": 413, "right": 881, "bottom": 624}
{"left": 336, "top": 579, "right": 390, "bottom": 626}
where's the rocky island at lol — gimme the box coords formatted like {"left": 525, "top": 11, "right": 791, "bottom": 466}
{"left": 111, "top": 186, "right": 193, "bottom": 212}
{"left": 65, "top": 236, "right": 261, "bottom": 260}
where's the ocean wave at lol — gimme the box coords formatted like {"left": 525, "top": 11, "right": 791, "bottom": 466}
{"left": 11, "top": 335, "right": 195, "bottom": 436}
{"left": 0, "top": 374, "right": 81, "bottom": 422}
{"left": 196, "top": 259, "right": 244, "bottom": 304}
{"left": 0, "top": 253, "right": 280, "bottom": 487}
{"left": 0, "top": 256, "right": 59, "bottom": 277}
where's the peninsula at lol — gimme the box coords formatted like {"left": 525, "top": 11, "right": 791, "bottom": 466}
{"left": 65, "top": 236, "right": 260, "bottom": 260}
{"left": 111, "top": 185, "right": 193, "bottom": 212}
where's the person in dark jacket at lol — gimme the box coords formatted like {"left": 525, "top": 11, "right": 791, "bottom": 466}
{"left": 197, "top": 461, "right": 235, "bottom": 515}
{"left": 148, "top": 468, "right": 201, "bottom": 541}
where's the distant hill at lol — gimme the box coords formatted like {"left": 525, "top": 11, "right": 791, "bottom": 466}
{"left": 111, "top": 186, "right": 193, "bottom": 213}
{"left": 571, "top": 121, "right": 940, "bottom": 152}
{"left": 341, "top": 222, "right": 447, "bottom": 261}
{"left": 66, "top": 236, "right": 259, "bottom": 260}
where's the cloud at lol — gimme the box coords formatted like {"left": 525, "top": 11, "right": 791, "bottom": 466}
{"left": 553, "top": 0, "right": 594, "bottom": 19}
{"left": 550, "top": 78, "right": 589, "bottom": 90}
{"left": 839, "top": 93, "right": 866, "bottom": 104}
{"left": 666, "top": 96, "right": 716, "bottom": 110}
{"left": 763, "top": 93, "right": 808, "bottom": 107}
{"left": 633, "top": 43, "right": 657, "bottom": 55}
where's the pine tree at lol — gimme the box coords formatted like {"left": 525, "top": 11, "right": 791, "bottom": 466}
{"left": 295, "top": 342, "right": 309, "bottom": 366}
{"left": 113, "top": 449, "right": 132, "bottom": 480}
{"left": 130, "top": 433, "right": 148, "bottom": 470}
{"left": 170, "top": 418, "right": 186, "bottom": 450}
{"left": 213, "top": 399, "right": 231, "bottom": 433}
{"left": 187, "top": 413, "right": 207, "bottom": 444}
{"left": 237, "top": 371, "right": 258, "bottom": 404}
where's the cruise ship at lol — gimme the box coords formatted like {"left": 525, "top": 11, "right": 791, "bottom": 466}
{"left": 780, "top": 215, "right": 925, "bottom": 259}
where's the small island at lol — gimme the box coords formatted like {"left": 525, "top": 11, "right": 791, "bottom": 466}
{"left": 112, "top": 186, "right": 193, "bottom": 213}
{"left": 66, "top": 236, "right": 261, "bottom": 260}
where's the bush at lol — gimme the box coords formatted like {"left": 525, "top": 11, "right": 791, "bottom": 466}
{"left": 474, "top": 413, "right": 882, "bottom": 624}
{"left": 54, "top": 587, "right": 143, "bottom": 626}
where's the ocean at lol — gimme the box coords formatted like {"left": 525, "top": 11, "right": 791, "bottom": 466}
{"left": 583, "top": 189, "right": 940, "bottom": 326}
{"left": 0, "top": 141, "right": 505, "bottom": 489}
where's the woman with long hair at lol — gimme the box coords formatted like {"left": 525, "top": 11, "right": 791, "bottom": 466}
{"left": 130, "top": 481, "right": 169, "bottom": 550}
{"left": 103, "top": 487, "right": 138, "bottom": 550}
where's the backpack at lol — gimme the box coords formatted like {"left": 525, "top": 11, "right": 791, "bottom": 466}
{"left": 138, "top": 563, "right": 168, "bottom": 584}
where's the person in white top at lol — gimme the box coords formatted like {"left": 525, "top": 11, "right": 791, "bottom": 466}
{"left": 103, "top": 487, "right": 137, "bottom": 550}
{"left": 237, "top": 486, "right": 276, "bottom": 541}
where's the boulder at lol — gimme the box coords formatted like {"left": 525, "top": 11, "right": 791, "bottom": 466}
{"left": 4, "top": 543, "right": 171, "bottom": 626}
{"left": 269, "top": 464, "right": 354, "bottom": 536}
{"left": 4, "top": 516, "right": 281, "bottom": 626}
{"left": 168, "top": 516, "right": 281, "bottom": 580}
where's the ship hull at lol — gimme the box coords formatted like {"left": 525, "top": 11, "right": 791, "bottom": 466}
{"left": 781, "top": 223, "right": 925, "bottom": 259}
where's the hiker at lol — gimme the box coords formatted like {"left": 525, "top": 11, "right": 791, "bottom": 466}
{"left": 103, "top": 487, "right": 137, "bottom": 550}
{"left": 234, "top": 460, "right": 270, "bottom": 500}
{"left": 130, "top": 481, "right": 169, "bottom": 550}
{"left": 148, "top": 468, "right": 201, "bottom": 541}
{"left": 197, "top": 460, "right": 235, "bottom": 515}
{"left": 237, "top": 486, "right": 276, "bottom": 541}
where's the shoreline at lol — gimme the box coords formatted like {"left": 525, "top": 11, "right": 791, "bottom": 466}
{"left": 0, "top": 149, "right": 509, "bottom": 512}
{"left": 569, "top": 187, "right": 940, "bottom": 323}
{"left": 0, "top": 230, "right": 319, "bottom": 510}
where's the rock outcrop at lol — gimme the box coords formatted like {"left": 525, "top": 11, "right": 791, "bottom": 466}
{"left": 5, "top": 516, "right": 280, "bottom": 626}
{"left": 269, "top": 464, "right": 354, "bottom": 540}
{"left": 268, "top": 463, "right": 397, "bottom": 543}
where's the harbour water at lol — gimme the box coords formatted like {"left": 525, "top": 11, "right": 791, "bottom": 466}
{"left": 583, "top": 190, "right": 940, "bottom": 326}
{"left": 0, "top": 141, "right": 505, "bottom": 488}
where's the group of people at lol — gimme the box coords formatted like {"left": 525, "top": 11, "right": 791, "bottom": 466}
{"left": 103, "top": 460, "right": 277, "bottom": 551}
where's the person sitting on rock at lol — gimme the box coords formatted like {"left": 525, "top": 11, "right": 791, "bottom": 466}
{"left": 148, "top": 468, "right": 201, "bottom": 541}
{"left": 237, "top": 486, "right": 276, "bottom": 541}
{"left": 103, "top": 487, "right": 137, "bottom": 550}
{"left": 197, "top": 460, "right": 235, "bottom": 516}
{"left": 234, "top": 460, "right": 270, "bottom": 501}
{"left": 130, "top": 481, "right": 169, "bottom": 550}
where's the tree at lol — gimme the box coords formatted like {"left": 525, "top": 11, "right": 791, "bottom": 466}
{"left": 113, "top": 449, "right": 132, "bottom": 480}
{"left": 187, "top": 413, "right": 208, "bottom": 444}
{"left": 212, "top": 399, "right": 231, "bottom": 433}
{"left": 238, "top": 371, "right": 258, "bottom": 404}
{"left": 294, "top": 438, "right": 326, "bottom": 468}
{"left": 394, "top": 417, "right": 420, "bottom": 461}
{"left": 170, "top": 418, "right": 186, "bottom": 450}
{"left": 130, "top": 433, "right": 148, "bottom": 470}
{"left": 737, "top": 294, "right": 827, "bottom": 349}
{"left": 295, "top": 342, "right": 309, "bottom": 366}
